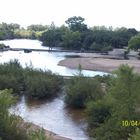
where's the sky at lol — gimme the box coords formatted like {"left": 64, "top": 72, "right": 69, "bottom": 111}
{"left": 0, "top": 0, "right": 140, "bottom": 30}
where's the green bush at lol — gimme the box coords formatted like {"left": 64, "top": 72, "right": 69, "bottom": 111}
{"left": 23, "top": 67, "right": 63, "bottom": 99}
{"left": 0, "top": 60, "right": 63, "bottom": 99}
{"left": 90, "top": 42, "right": 113, "bottom": 52}
{"left": 0, "top": 89, "right": 52, "bottom": 140}
{"left": 0, "top": 60, "right": 23, "bottom": 93}
{"left": 86, "top": 100, "right": 111, "bottom": 126}
{"left": 65, "top": 76, "right": 103, "bottom": 108}
{"left": 95, "top": 117, "right": 135, "bottom": 140}
{"left": 0, "top": 75, "right": 20, "bottom": 93}
{"left": 0, "top": 89, "right": 29, "bottom": 140}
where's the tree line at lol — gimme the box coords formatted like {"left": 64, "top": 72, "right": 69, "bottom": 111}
{"left": 0, "top": 23, "right": 48, "bottom": 40}
{"left": 0, "top": 16, "right": 140, "bottom": 52}
{"left": 40, "top": 16, "right": 139, "bottom": 51}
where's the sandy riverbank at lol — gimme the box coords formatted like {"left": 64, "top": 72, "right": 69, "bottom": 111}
{"left": 19, "top": 118, "right": 71, "bottom": 140}
{"left": 58, "top": 57, "right": 140, "bottom": 73}
{"left": 26, "top": 122, "right": 72, "bottom": 140}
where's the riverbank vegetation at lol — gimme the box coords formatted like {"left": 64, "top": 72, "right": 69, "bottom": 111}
{"left": 65, "top": 71, "right": 104, "bottom": 108}
{"left": 0, "top": 89, "right": 29, "bottom": 140}
{"left": 0, "top": 59, "right": 140, "bottom": 140}
{"left": 0, "top": 18, "right": 140, "bottom": 139}
{"left": 0, "top": 60, "right": 63, "bottom": 139}
{"left": 0, "top": 16, "right": 139, "bottom": 52}
{"left": 0, "top": 89, "right": 52, "bottom": 140}
{"left": 0, "top": 60, "right": 63, "bottom": 99}
{"left": 64, "top": 65, "right": 140, "bottom": 140}
{"left": 0, "top": 23, "right": 48, "bottom": 40}
{"left": 128, "top": 33, "right": 140, "bottom": 56}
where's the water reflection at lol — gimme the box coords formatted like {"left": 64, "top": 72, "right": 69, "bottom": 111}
{"left": 11, "top": 96, "right": 92, "bottom": 140}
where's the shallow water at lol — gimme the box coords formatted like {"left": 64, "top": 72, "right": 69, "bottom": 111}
{"left": 0, "top": 39, "right": 106, "bottom": 76}
{"left": 11, "top": 96, "right": 92, "bottom": 140}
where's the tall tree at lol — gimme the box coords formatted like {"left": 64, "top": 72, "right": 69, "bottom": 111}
{"left": 128, "top": 33, "right": 140, "bottom": 51}
{"left": 65, "top": 16, "right": 87, "bottom": 32}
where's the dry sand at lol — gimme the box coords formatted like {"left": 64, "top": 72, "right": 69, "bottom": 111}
{"left": 58, "top": 57, "right": 140, "bottom": 73}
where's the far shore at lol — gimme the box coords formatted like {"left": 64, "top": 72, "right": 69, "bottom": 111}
{"left": 58, "top": 57, "right": 140, "bottom": 73}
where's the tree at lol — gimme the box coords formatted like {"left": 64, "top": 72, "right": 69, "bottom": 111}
{"left": 65, "top": 16, "right": 87, "bottom": 32}
{"left": 86, "top": 99, "right": 111, "bottom": 126}
{"left": 27, "top": 24, "right": 48, "bottom": 31}
{"left": 62, "top": 29, "right": 81, "bottom": 49}
{"left": 128, "top": 33, "right": 140, "bottom": 51}
{"left": 8, "top": 23, "right": 20, "bottom": 31}
{"left": 111, "top": 65, "right": 140, "bottom": 117}
{"left": 0, "top": 23, "right": 21, "bottom": 40}
{"left": 40, "top": 22, "right": 64, "bottom": 47}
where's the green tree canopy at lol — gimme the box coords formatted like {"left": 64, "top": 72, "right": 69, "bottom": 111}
{"left": 27, "top": 24, "right": 48, "bottom": 31}
{"left": 62, "top": 29, "right": 81, "bottom": 49}
{"left": 128, "top": 33, "right": 140, "bottom": 51}
{"left": 65, "top": 16, "right": 87, "bottom": 32}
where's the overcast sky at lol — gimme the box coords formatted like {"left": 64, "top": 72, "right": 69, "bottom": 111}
{"left": 0, "top": 0, "right": 140, "bottom": 30}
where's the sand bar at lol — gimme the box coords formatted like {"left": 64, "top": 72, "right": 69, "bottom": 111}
{"left": 58, "top": 57, "right": 140, "bottom": 73}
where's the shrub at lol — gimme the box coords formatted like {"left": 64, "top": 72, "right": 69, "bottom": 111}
{"left": 0, "top": 60, "right": 63, "bottom": 99}
{"left": 0, "top": 60, "right": 23, "bottom": 93}
{"left": 0, "top": 89, "right": 29, "bottom": 140}
{"left": 86, "top": 100, "right": 111, "bottom": 126}
{"left": 65, "top": 76, "right": 103, "bottom": 108}
{"left": 23, "top": 67, "right": 63, "bottom": 99}
{"left": 0, "top": 89, "right": 52, "bottom": 140}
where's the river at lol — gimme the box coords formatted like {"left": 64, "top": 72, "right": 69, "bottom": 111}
{"left": 0, "top": 39, "right": 106, "bottom": 76}
{"left": 0, "top": 39, "right": 103, "bottom": 140}
{"left": 11, "top": 95, "right": 91, "bottom": 140}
